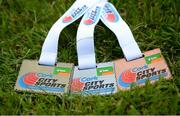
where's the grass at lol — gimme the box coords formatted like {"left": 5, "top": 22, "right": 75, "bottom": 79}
{"left": 0, "top": 0, "right": 179, "bottom": 115}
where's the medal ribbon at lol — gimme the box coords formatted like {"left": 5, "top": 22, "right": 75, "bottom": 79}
{"left": 77, "top": 0, "right": 107, "bottom": 69}
{"left": 39, "top": 0, "right": 101, "bottom": 66}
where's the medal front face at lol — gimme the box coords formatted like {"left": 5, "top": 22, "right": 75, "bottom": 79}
{"left": 114, "top": 48, "right": 172, "bottom": 90}
{"left": 70, "top": 62, "right": 118, "bottom": 95}
{"left": 15, "top": 60, "right": 74, "bottom": 94}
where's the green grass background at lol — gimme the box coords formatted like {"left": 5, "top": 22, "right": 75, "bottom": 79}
{"left": 0, "top": 0, "right": 179, "bottom": 115}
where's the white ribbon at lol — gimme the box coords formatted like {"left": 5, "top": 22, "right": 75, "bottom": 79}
{"left": 101, "top": 2, "right": 142, "bottom": 61}
{"left": 39, "top": 0, "right": 142, "bottom": 68}
{"left": 77, "top": 0, "right": 107, "bottom": 69}
{"left": 38, "top": 0, "right": 101, "bottom": 66}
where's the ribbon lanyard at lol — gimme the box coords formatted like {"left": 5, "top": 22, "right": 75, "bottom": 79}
{"left": 39, "top": 0, "right": 142, "bottom": 67}
{"left": 39, "top": 0, "right": 101, "bottom": 66}
{"left": 77, "top": 0, "right": 107, "bottom": 69}
{"left": 101, "top": 2, "right": 142, "bottom": 61}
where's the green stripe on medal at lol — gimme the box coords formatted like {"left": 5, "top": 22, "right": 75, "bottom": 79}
{"left": 97, "top": 66, "right": 114, "bottom": 76}
{"left": 53, "top": 67, "right": 72, "bottom": 75}
{"left": 145, "top": 53, "right": 161, "bottom": 64}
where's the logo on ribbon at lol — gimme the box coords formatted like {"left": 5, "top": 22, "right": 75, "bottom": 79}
{"left": 63, "top": 5, "right": 87, "bottom": 23}
{"left": 103, "top": 4, "right": 119, "bottom": 22}
{"left": 83, "top": 6, "right": 101, "bottom": 25}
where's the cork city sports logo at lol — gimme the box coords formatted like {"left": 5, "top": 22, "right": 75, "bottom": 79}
{"left": 18, "top": 73, "right": 52, "bottom": 89}
{"left": 18, "top": 73, "right": 39, "bottom": 88}
{"left": 62, "top": 5, "right": 87, "bottom": 23}
{"left": 103, "top": 4, "right": 119, "bottom": 22}
{"left": 71, "top": 76, "right": 116, "bottom": 94}
{"left": 70, "top": 78, "right": 85, "bottom": 92}
{"left": 63, "top": 16, "right": 73, "bottom": 23}
{"left": 118, "top": 65, "right": 168, "bottom": 88}
{"left": 83, "top": 6, "right": 101, "bottom": 25}
{"left": 18, "top": 73, "right": 66, "bottom": 92}
{"left": 118, "top": 69, "right": 136, "bottom": 88}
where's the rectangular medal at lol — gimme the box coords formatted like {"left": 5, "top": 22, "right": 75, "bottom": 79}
{"left": 114, "top": 48, "right": 172, "bottom": 90}
{"left": 70, "top": 62, "right": 118, "bottom": 95}
{"left": 14, "top": 60, "right": 74, "bottom": 94}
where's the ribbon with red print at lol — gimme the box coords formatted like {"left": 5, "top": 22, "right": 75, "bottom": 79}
{"left": 39, "top": 0, "right": 101, "bottom": 66}
{"left": 39, "top": 0, "right": 142, "bottom": 69}
{"left": 76, "top": 1, "right": 142, "bottom": 69}
{"left": 77, "top": 0, "right": 107, "bottom": 69}
{"left": 100, "top": 2, "right": 142, "bottom": 61}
